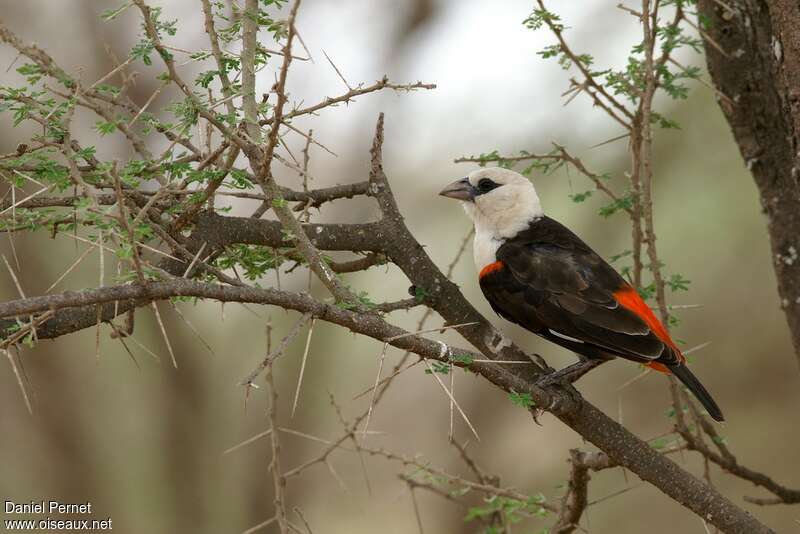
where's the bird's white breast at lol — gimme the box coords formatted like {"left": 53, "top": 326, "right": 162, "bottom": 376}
{"left": 473, "top": 228, "right": 503, "bottom": 271}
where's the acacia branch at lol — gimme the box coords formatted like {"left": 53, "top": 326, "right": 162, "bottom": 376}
{"left": 551, "top": 449, "right": 592, "bottom": 534}
{"left": 257, "top": 77, "right": 436, "bottom": 127}
{"left": 241, "top": 0, "right": 261, "bottom": 142}
{"left": 0, "top": 181, "right": 370, "bottom": 213}
{"left": 200, "top": 0, "right": 237, "bottom": 118}
{"left": 241, "top": 0, "right": 360, "bottom": 307}
{"left": 675, "top": 413, "right": 800, "bottom": 505}
{"left": 536, "top": 0, "right": 634, "bottom": 127}
{"left": 132, "top": 0, "right": 249, "bottom": 152}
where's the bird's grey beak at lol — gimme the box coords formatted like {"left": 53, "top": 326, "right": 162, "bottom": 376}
{"left": 439, "top": 178, "right": 476, "bottom": 201}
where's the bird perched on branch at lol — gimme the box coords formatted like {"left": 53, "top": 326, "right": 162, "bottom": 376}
{"left": 440, "top": 167, "right": 724, "bottom": 421}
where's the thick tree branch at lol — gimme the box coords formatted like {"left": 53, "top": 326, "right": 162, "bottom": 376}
{"left": 190, "top": 212, "right": 384, "bottom": 252}
{"left": 551, "top": 449, "right": 592, "bottom": 534}
{"left": 0, "top": 277, "right": 567, "bottom": 412}
{"left": 698, "top": 0, "right": 800, "bottom": 369}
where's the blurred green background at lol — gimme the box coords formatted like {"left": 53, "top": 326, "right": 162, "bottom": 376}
{"left": 0, "top": 1, "right": 798, "bottom": 533}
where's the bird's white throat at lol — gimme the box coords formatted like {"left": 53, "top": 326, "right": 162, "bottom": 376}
{"left": 472, "top": 227, "right": 505, "bottom": 271}
{"left": 462, "top": 189, "right": 543, "bottom": 270}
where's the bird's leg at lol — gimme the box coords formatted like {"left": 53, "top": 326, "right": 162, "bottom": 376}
{"left": 532, "top": 357, "right": 610, "bottom": 417}
{"left": 532, "top": 359, "right": 603, "bottom": 415}
{"left": 536, "top": 358, "right": 608, "bottom": 388}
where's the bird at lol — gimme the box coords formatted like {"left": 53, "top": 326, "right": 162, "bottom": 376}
{"left": 439, "top": 167, "right": 724, "bottom": 422}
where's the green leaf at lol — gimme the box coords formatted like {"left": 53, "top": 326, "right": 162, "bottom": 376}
{"left": 508, "top": 390, "right": 535, "bottom": 409}
{"left": 598, "top": 192, "right": 633, "bottom": 218}
{"left": 94, "top": 120, "right": 118, "bottom": 136}
{"left": 523, "top": 8, "right": 563, "bottom": 31}
{"left": 667, "top": 273, "right": 691, "bottom": 292}
{"left": 195, "top": 70, "right": 218, "bottom": 89}
{"left": 609, "top": 249, "right": 632, "bottom": 263}
{"left": 101, "top": 2, "right": 132, "bottom": 21}
{"left": 131, "top": 39, "right": 155, "bottom": 66}
{"left": 413, "top": 285, "right": 430, "bottom": 302}
{"left": 568, "top": 190, "right": 593, "bottom": 203}
{"left": 16, "top": 63, "right": 44, "bottom": 84}
{"left": 424, "top": 361, "right": 451, "bottom": 375}
{"left": 335, "top": 290, "right": 377, "bottom": 311}
{"left": 450, "top": 353, "right": 474, "bottom": 366}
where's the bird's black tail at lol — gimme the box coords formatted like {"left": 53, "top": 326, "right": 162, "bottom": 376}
{"left": 669, "top": 364, "right": 724, "bottom": 422}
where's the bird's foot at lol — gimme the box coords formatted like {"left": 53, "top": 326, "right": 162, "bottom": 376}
{"left": 535, "top": 359, "right": 607, "bottom": 409}
{"left": 538, "top": 376, "right": 582, "bottom": 405}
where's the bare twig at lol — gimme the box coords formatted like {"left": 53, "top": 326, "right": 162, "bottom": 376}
{"left": 290, "top": 318, "right": 315, "bottom": 418}
{"left": 241, "top": 313, "right": 311, "bottom": 388}
{"left": 266, "top": 339, "right": 289, "bottom": 533}
{"left": 551, "top": 449, "right": 591, "bottom": 534}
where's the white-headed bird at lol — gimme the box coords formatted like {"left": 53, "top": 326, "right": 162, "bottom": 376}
{"left": 440, "top": 167, "right": 724, "bottom": 421}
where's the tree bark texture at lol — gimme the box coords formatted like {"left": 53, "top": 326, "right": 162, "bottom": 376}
{"left": 698, "top": 0, "right": 800, "bottom": 367}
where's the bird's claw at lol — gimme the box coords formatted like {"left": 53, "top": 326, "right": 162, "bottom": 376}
{"left": 535, "top": 372, "right": 583, "bottom": 407}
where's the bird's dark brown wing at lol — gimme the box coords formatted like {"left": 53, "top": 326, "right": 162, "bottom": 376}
{"left": 479, "top": 217, "right": 680, "bottom": 366}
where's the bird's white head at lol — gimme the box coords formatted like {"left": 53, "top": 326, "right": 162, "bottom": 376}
{"left": 439, "top": 167, "right": 543, "bottom": 239}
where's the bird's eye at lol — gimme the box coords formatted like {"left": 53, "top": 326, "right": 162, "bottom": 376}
{"left": 477, "top": 178, "right": 498, "bottom": 193}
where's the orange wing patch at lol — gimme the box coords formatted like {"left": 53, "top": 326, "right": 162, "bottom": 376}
{"left": 612, "top": 284, "right": 684, "bottom": 371}
{"left": 645, "top": 362, "right": 670, "bottom": 373}
{"left": 479, "top": 260, "right": 504, "bottom": 279}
